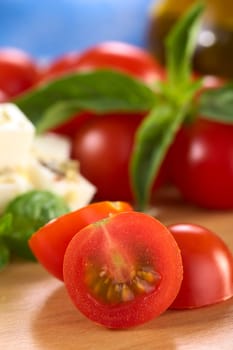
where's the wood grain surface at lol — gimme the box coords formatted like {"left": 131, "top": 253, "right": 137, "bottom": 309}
{"left": 1, "top": 191, "right": 233, "bottom": 350}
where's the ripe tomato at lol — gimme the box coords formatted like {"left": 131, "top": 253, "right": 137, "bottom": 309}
{"left": 168, "top": 118, "right": 233, "bottom": 209}
{"left": 73, "top": 41, "right": 166, "bottom": 85}
{"left": 72, "top": 113, "right": 166, "bottom": 202}
{"left": 168, "top": 223, "right": 233, "bottom": 309}
{"left": 63, "top": 211, "right": 183, "bottom": 328}
{"left": 0, "top": 48, "right": 38, "bottom": 97}
{"left": 29, "top": 201, "right": 133, "bottom": 281}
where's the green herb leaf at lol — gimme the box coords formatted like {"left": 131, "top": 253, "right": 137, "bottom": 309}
{"left": 0, "top": 241, "right": 10, "bottom": 270}
{"left": 130, "top": 2, "right": 205, "bottom": 210}
{"left": 14, "top": 70, "right": 156, "bottom": 133}
{"left": 165, "top": 1, "right": 204, "bottom": 90}
{"left": 3, "top": 190, "right": 70, "bottom": 260}
{"left": 0, "top": 213, "right": 12, "bottom": 236}
{"left": 198, "top": 83, "right": 233, "bottom": 124}
{"left": 130, "top": 102, "right": 188, "bottom": 211}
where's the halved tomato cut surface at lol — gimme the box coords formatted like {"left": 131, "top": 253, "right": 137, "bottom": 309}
{"left": 63, "top": 211, "right": 183, "bottom": 328}
{"left": 29, "top": 201, "right": 132, "bottom": 280}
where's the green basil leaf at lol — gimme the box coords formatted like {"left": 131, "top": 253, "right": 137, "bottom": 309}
{"left": 3, "top": 190, "right": 70, "bottom": 260}
{"left": 0, "top": 241, "right": 10, "bottom": 270}
{"left": 130, "top": 102, "right": 188, "bottom": 211}
{"left": 14, "top": 70, "right": 156, "bottom": 133}
{"left": 198, "top": 83, "right": 233, "bottom": 124}
{"left": 0, "top": 213, "right": 12, "bottom": 237}
{"left": 165, "top": 1, "right": 204, "bottom": 89}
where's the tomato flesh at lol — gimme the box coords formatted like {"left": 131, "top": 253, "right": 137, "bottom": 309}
{"left": 63, "top": 211, "right": 183, "bottom": 328}
{"left": 168, "top": 223, "right": 233, "bottom": 309}
{"left": 29, "top": 201, "right": 133, "bottom": 281}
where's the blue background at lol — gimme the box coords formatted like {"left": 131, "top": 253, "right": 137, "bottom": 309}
{"left": 0, "top": 0, "right": 157, "bottom": 60}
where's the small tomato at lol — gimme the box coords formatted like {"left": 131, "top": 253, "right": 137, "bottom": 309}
{"left": 29, "top": 201, "right": 133, "bottom": 280}
{"left": 63, "top": 211, "right": 183, "bottom": 328}
{"left": 168, "top": 223, "right": 233, "bottom": 309}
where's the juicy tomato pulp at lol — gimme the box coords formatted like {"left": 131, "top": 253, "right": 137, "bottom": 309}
{"left": 29, "top": 201, "right": 133, "bottom": 281}
{"left": 72, "top": 113, "right": 166, "bottom": 202}
{"left": 168, "top": 223, "right": 233, "bottom": 309}
{"left": 0, "top": 48, "right": 38, "bottom": 98}
{"left": 168, "top": 118, "right": 233, "bottom": 209}
{"left": 63, "top": 211, "right": 183, "bottom": 328}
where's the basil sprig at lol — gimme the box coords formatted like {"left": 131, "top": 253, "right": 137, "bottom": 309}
{"left": 14, "top": 2, "right": 221, "bottom": 211}
{"left": 131, "top": 2, "right": 205, "bottom": 209}
{"left": 15, "top": 70, "right": 156, "bottom": 133}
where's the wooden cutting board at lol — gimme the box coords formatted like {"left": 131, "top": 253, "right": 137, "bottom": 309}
{"left": 1, "top": 191, "right": 233, "bottom": 350}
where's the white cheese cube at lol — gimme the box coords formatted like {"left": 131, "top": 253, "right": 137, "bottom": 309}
{"left": 32, "top": 133, "right": 71, "bottom": 162}
{"left": 0, "top": 103, "right": 35, "bottom": 168}
{"left": 27, "top": 159, "right": 96, "bottom": 210}
{"left": 0, "top": 169, "right": 32, "bottom": 213}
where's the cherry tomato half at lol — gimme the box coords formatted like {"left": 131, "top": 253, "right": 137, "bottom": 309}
{"left": 72, "top": 112, "right": 166, "bottom": 202}
{"left": 63, "top": 211, "right": 183, "bottom": 328}
{"left": 168, "top": 223, "right": 233, "bottom": 309}
{"left": 0, "top": 48, "right": 38, "bottom": 97}
{"left": 29, "top": 201, "right": 133, "bottom": 281}
{"left": 168, "top": 118, "right": 233, "bottom": 209}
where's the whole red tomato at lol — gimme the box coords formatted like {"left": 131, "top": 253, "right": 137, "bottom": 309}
{"left": 168, "top": 223, "right": 233, "bottom": 309}
{"left": 168, "top": 118, "right": 233, "bottom": 209}
{"left": 71, "top": 112, "right": 166, "bottom": 202}
{"left": 63, "top": 211, "right": 183, "bottom": 328}
{"left": 29, "top": 201, "right": 133, "bottom": 280}
{"left": 0, "top": 48, "right": 38, "bottom": 97}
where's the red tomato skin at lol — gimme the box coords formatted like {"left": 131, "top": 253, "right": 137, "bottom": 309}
{"left": 74, "top": 41, "right": 166, "bottom": 85}
{"left": 168, "top": 118, "right": 233, "bottom": 209}
{"left": 29, "top": 201, "right": 133, "bottom": 281}
{"left": 63, "top": 211, "right": 183, "bottom": 329}
{"left": 0, "top": 48, "right": 38, "bottom": 97}
{"left": 72, "top": 113, "right": 166, "bottom": 202}
{"left": 168, "top": 223, "right": 233, "bottom": 309}
{"left": 51, "top": 111, "right": 92, "bottom": 138}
